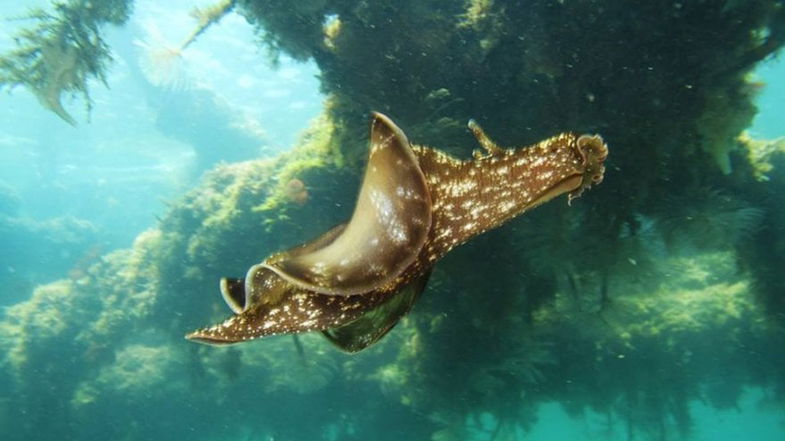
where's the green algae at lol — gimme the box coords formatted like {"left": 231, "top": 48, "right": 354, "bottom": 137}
{"left": 740, "top": 134, "right": 785, "bottom": 180}
{"left": 0, "top": 115, "right": 357, "bottom": 439}
{"left": 73, "top": 343, "right": 187, "bottom": 407}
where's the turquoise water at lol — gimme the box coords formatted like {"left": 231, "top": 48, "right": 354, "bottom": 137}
{"left": 751, "top": 58, "right": 785, "bottom": 139}
{"left": 507, "top": 389, "right": 783, "bottom": 441}
{"left": 1, "top": 2, "right": 784, "bottom": 441}
{"left": 0, "top": 0, "right": 323, "bottom": 251}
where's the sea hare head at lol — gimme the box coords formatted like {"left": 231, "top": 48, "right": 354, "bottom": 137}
{"left": 569, "top": 134, "right": 609, "bottom": 202}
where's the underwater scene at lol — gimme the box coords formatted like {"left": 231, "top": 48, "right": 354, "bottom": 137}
{"left": 1, "top": 1, "right": 784, "bottom": 440}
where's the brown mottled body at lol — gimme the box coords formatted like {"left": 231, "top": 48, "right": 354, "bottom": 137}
{"left": 187, "top": 113, "right": 608, "bottom": 352}
{"left": 415, "top": 130, "right": 606, "bottom": 262}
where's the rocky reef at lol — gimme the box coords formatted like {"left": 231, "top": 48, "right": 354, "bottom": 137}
{"left": 1, "top": 1, "right": 785, "bottom": 440}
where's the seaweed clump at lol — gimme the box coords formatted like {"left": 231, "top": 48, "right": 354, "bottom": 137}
{"left": 0, "top": 0, "right": 133, "bottom": 124}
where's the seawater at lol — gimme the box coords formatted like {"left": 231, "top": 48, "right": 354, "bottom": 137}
{"left": 1, "top": 1, "right": 784, "bottom": 441}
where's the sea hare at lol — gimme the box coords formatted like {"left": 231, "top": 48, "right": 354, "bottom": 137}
{"left": 187, "top": 113, "right": 608, "bottom": 352}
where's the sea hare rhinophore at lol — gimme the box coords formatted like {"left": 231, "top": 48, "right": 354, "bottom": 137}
{"left": 187, "top": 113, "right": 608, "bottom": 352}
